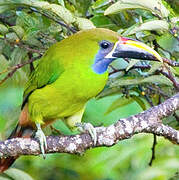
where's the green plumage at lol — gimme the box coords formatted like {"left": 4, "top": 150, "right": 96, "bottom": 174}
{"left": 0, "top": 27, "right": 163, "bottom": 172}
{"left": 24, "top": 28, "right": 119, "bottom": 127}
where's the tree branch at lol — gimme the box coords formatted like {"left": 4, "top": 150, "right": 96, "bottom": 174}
{"left": 149, "top": 134, "right": 157, "bottom": 166}
{"left": 0, "top": 55, "right": 41, "bottom": 85}
{"left": 158, "top": 69, "right": 179, "bottom": 91}
{"left": 0, "top": 37, "right": 45, "bottom": 54}
{"left": 0, "top": 93, "right": 178, "bottom": 158}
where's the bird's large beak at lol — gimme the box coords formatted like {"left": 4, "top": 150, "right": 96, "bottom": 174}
{"left": 105, "top": 37, "right": 162, "bottom": 62}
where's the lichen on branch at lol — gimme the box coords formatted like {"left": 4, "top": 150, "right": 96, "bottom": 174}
{"left": 0, "top": 93, "right": 178, "bottom": 158}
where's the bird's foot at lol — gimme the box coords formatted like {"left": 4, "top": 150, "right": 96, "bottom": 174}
{"left": 35, "top": 123, "right": 47, "bottom": 159}
{"left": 75, "top": 122, "right": 97, "bottom": 145}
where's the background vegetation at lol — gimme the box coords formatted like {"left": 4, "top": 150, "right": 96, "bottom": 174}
{"left": 0, "top": 0, "right": 178, "bottom": 179}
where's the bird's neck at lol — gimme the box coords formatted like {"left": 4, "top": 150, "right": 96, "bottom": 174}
{"left": 92, "top": 58, "right": 114, "bottom": 74}
{"left": 92, "top": 50, "right": 115, "bottom": 74}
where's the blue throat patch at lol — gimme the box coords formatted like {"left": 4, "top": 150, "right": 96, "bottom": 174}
{"left": 92, "top": 51, "right": 114, "bottom": 74}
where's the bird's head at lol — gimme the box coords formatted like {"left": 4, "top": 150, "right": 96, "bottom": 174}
{"left": 59, "top": 28, "right": 162, "bottom": 74}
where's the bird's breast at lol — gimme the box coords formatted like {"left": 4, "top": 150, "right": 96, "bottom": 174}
{"left": 27, "top": 67, "right": 108, "bottom": 121}
{"left": 55, "top": 68, "right": 108, "bottom": 100}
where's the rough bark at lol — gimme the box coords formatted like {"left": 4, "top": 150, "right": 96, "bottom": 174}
{"left": 0, "top": 93, "right": 179, "bottom": 157}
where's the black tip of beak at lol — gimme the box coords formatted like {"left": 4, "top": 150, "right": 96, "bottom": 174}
{"left": 112, "top": 50, "right": 158, "bottom": 61}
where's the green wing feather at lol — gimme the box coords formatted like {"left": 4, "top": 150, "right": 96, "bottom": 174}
{"left": 22, "top": 50, "right": 65, "bottom": 107}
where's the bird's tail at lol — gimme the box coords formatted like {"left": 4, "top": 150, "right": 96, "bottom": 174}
{"left": 0, "top": 106, "right": 34, "bottom": 173}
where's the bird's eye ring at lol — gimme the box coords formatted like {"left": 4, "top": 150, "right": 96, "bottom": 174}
{"left": 100, "top": 41, "right": 110, "bottom": 49}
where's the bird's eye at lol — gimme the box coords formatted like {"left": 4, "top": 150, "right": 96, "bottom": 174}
{"left": 100, "top": 41, "right": 111, "bottom": 49}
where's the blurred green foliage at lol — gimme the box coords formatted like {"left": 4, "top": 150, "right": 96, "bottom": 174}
{"left": 0, "top": 0, "right": 178, "bottom": 179}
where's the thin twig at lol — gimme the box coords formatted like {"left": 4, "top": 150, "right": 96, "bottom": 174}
{"left": 0, "top": 55, "right": 41, "bottom": 85}
{"left": 28, "top": 52, "right": 35, "bottom": 72}
{"left": 0, "top": 37, "right": 44, "bottom": 54}
{"left": 158, "top": 69, "right": 179, "bottom": 91}
{"left": 138, "top": 86, "right": 153, "bottom": 107}
{"left": 17, "top": 44, "right": 43, "bottom": 54}
{"left": 163, "top": 58, "right": 179, "bottom": 67}
{"left": 146, "top": 86, "right": 169, "bottom": 98}
{"left": 149, "top": 134, "right": 157, "bottom": 166}
{"left": 166, "top": 67, "right": 179, "bottom": 91}
{"left": 109, "top": 64, "right": 151, "bottom": 75}
{"left": 173, "top": 112, "right": 179, "bottom": 123}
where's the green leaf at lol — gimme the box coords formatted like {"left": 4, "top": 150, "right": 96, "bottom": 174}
{"left": 0, "top": 116, "right": 6, "bottom": 132}
{"left": 126, "top": 59, "right": 139, "bottom": 71}
{"left": 157, "top": 33, "right": 179, "bottom": 54}
{"left": 69, "top": 0, "right": 91, "bottom": 16}
{"left": 58, "top": 0, "right": 65, "bottom": 7}
{"left": 0, "top": 0, "right": 75, "bottom": 24}
{"left": 10, "top": 25, "right": 25, "bottom": 39}
{"left": 92, "top": 0, "right": 110, "bottom": 9}
{"left": 131, "top": 95, "right": 146, "bottom": 110}
{"left": 109, "top": 75, "right": 172, "bottom": 87}
{"left": 0, "top": 24, "right": 8, "bottom": 35}
{"left": 16, "top": 11, "right": 36, "bottom": 29}
{"left": 138, "top": 75, "right": 172, "bottom": 85}
{"left": 123, "top": 20, "right": 169, "bottom": 36}
{"left": 0, "top": 177, "right": 10, "bottom": 180}
{"left": 105, "top": 96, "right": 134, "bottom": 114}
{"left": 75, "top": 17, "right": 95, "bottom": 30}
{"left": 3, "top": 168, "right": 34, "bottom": 180}
{"left": 45, "top": 3, "right": 75, "bottom": 24}
{"left": 11, "top": 68, "right": 28, "bottom": 86}
{"left": 147, "top": 62, "right": 162, "bottom": 74}
{"left": 10, "top": 47, "right": 27, "bottom": 65}
{"left": 173, "top": 67, "right": 179, "bottom": 76}
{"left": 0, "top": 5, "right": 10, "bottom": 13}
{"left": 1, "top": 42, "right": 12, "bottom": 59}
{"left": 0, "top": 54, "right": 9, "bottom": 73}
{"left": 104, "top": 0, "right": 169, "bottom": 18}
{"left": 171, "top": 17, "right": 179, "bottom": 24}
{"left": 90, "top": 15, "right": 117, "bottom": 30}
{"left": 5, "top": 32, "right": 18, "bottom": 42}
{"left": 0, "top": 0, "right": 96, "bottom": 31}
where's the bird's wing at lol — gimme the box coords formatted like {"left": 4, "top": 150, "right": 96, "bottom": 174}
{"left": 22, "top": 55, "right": 65, "bottom": 109}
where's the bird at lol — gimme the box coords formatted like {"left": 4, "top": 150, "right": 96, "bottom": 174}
{"left": 0, "top": 28, "right": 162, "bottom": 172}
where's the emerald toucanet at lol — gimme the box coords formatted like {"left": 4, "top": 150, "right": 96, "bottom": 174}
{"left": 0, "top": 28, "right": 162, "bottom": 172}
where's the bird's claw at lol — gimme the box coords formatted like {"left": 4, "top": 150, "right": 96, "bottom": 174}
{"left": 35, "top": 123, "right": 47, "bottom": 159}
{"left": 75, "top": 122, "right": 97, "bottom": 145}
